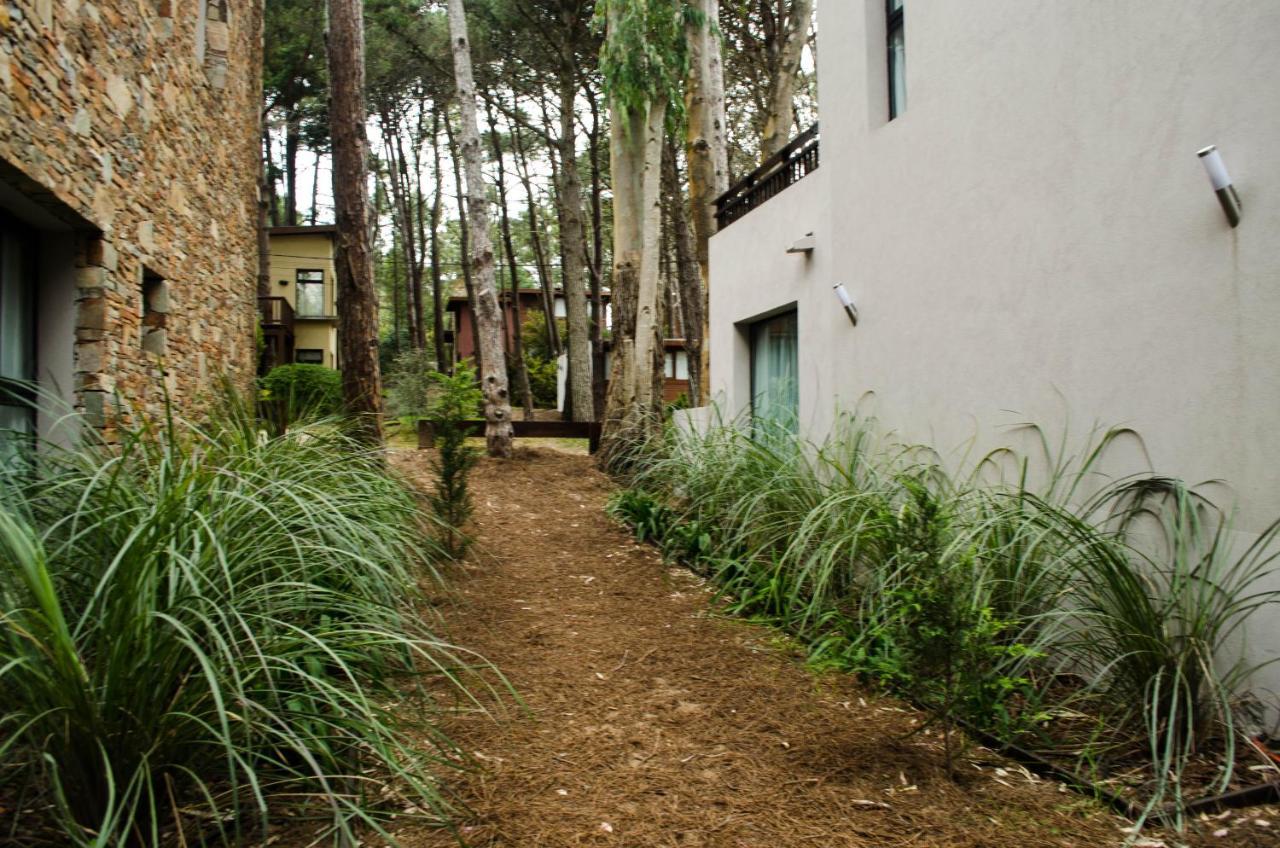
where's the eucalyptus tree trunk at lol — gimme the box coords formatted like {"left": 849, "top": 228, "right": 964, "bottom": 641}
{"left": 444, "top": 111, "right": 481, "bottom": 379}
{"left": 760, "top": 0, "right": 814, "bottom": 160}
{"left": 684, "top": 0, "right": 726, "bottom": 402}
{"left": 327, "top": 0, "right": 382, "bottom": 443}
{"left": 447, "top": 0, "right": 513, "bottom": 457}
{"left": 599, "top": 96, "right": 667, "bottom": 463}
{"left": 558, "top": 69, "right": 594, "bottom": 423}
{"left": 486, "top": 98, "right": 534, "bottom": 417}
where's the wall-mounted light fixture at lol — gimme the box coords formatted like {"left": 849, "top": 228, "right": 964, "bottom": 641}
{"left": 278, "top": 279, "right": 289, "bottom": 287}
{"left": 1197, "top": 145, "right": 1241, "bottom": 228}
{"left": 787, "top": 232, "right": 816, "bottom": 254}
{"left": 834, "top": 284, "right": 858, "bottom": 326}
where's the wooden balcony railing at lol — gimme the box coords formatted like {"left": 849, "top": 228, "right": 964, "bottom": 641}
{"left": 713, "top": 124, "right": 820, "bottom": 230}
{"left": 258, "top": 296, "right": 295, "bottom": 331}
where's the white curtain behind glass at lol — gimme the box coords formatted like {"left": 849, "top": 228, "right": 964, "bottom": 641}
{"left": 750, "top": 311, "right": 798, "bottom": 431}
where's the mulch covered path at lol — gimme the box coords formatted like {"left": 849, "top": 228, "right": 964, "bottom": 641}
{"left": 384, "top": 448, "right": 1274, "bottom": 848}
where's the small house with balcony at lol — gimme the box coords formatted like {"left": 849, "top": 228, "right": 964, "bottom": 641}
{"left": 260, "top": 226, "right": 340, "bottom": 371}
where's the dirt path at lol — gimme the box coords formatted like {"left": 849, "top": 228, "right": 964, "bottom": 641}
{"left": 388, "top": 448, "right": 1243, "bottom": 848}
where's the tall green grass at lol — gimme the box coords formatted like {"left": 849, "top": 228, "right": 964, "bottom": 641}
{"left": 614, "top": 411, "right": 1280, "bottom": 822}
{"left": 0, "top": 393, "right": 496, "bottom": 845}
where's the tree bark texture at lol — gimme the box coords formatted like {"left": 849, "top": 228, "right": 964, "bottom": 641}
{"left": 760, "top": 0, "right": 813, "bottom": 160}
{"left": 444, "top": 111, "right": 481, "bottom": 379}
{"left": 447, "top": 0, "right": 513, "bottom": 457}
{"left": 429, "top": 107, "right": 448, "bottom": 373}
{"left": 600, "top": 96, "right": 667, "bottom": 465}
{"left": 663, "top": 138, "right": 704, "bottom": 406}
{"left": 558, "top": 71, "right": 594, "bottom": 423}
{"left": 486, "top": 98, "right": 535, "bottom": 418}
{"left": 327, "top": 0, "right": 383, "bottom": 442}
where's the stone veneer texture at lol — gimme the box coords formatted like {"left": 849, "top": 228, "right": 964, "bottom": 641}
{"left": 0, "top": 0, "right": 263, "bottom": 434}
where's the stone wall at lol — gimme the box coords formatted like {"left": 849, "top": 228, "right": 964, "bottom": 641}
{"left": 0, "top": 0, "right": 263, "bottom": 435}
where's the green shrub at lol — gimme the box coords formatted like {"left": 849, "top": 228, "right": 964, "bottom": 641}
{"left": 616, "top": 410, "right": 1280, "bottom": 820}
{"left": 260, "top": 363, "right": 343, "bottom": 420}
{"left": 0, "top": 391, "right": 494, "bottom": 845}
{"left": 524, "top": 354, "right": 559, "bottom": 408}
{"left": 426, "top": 365, "right": 484, "bottom": 558}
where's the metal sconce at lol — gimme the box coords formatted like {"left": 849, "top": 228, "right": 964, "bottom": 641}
{"left": 834, "top": 284, "right": 858, "bottom": 326}
{"left": 1197, "top": 145, "right": 1241, "bottom": 228}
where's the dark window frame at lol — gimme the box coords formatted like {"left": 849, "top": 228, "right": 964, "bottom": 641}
{"left": 887, "top": 0, "right": 905, "bottom": 120}
{"left": 295, "top": 268, "right": 326, "bottom": 317}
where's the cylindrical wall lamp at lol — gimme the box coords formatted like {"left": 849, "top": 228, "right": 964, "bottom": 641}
{"left": 1197, "top": 145, "right": 1242, "bottom": 228}
{"left": 834, "top": 284, "right": 858, "bottom": 326}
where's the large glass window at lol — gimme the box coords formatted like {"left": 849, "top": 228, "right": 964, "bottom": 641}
{"left": 296, "top": 269, "right": 325, "bottom": 317}
{"left": 0, "top": 219, "right": 35, "bottom": 439}
{"left": 749, "top": 310, "right": 798, "bottom": 432}
{"left": 887, "top": 0, "right": 906, "bottom": 120}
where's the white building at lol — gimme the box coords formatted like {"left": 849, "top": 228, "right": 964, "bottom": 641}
{"left": 709, "top": 1, "right": 1280, "bottom": 533}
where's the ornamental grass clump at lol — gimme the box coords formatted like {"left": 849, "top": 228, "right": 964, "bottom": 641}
{"left": 618, "top": 410, "right": 1280, "bottom": 820}
{"left": 0, "top": 393, "right": 494, "bottom": 846}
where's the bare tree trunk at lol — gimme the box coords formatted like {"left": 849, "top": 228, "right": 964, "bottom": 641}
{"left": 381, "top": 114, "right": 421, "bottom": 351}
{"left": 440, "top": 114, "right": 481, "bottom": 379}
{"left": 663, "top": 137, "right": 704, "bottom": 405}
{"left": 486, "top": 98, "right": 534, "bottom": 417}
{"left": 285, "top": 106, "right": 301, "bottom": 226}
{"left": 310, "top": 149, "right": 321, "bottom": 224}
{"left": 429, "top": 106, "right": 448, "bottom": 373}
{"left": 760, "top": 0, "right": 814, "bottom": 160}
{"left": 411, "top": 90, "right": 430, "bottom": 351}
{"left": 511, "top": 114, "right": 559, "bottom": 358}
{"left": 586, "top": 88, "right": 606, "bottom": 419}
{"left": 327, "top": 0, "right": 382, "bottom": 443}
{"left": 600, "top": 90, "right": 667, "bottom": 464}
{"left": 264, "top": 130, "right": 280, "bottom": 227}
{"left": 685, "top": 0, "right": 727, "bottom": 403}
{"left": 558, "top": 68, "right": 593, "bottom": 423}
{"left": 447, "top": 0, "right": 513, "bottom": 457}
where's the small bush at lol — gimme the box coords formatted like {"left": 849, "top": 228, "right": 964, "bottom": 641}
{"left": 260, "top": 363, "right": 342, "bottom": 419}
{"left": 427, "top": 365, "right": 484, "bottom": 558}
{"left": 386, "top": 348, "right": 440, "bottom": 419}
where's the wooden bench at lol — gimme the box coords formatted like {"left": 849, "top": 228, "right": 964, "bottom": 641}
{"left": 417, "top": 419, "right": 603, "bottom": 454}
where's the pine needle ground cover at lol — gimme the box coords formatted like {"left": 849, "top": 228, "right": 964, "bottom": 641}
{"left": 0, "top": 398, "right": 498, "bottom": 846}
{"left": 610, "top": 414, "right": 1280, "bottom": 828}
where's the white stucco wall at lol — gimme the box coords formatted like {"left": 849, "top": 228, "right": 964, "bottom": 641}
{"left": 711, "top": 0, "right": 1280, "bottom": 532}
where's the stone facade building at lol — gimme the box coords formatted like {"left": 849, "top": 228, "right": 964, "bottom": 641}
{"left": 0, "top": 0, "right": 263, "bottom": 440}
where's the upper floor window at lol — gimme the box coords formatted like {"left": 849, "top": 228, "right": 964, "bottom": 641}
{"left": 887, "top": 0, "right": 906, "bottom": 119}
{"left": 296, "top": 269, "right": 325, "bottom": 317}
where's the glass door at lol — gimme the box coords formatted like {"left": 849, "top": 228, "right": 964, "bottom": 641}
{"left": 749, "top": 310, "right": 798, "bottom": 433}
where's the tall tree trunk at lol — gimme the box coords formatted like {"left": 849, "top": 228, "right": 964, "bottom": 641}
{"left": 760, "top": 0, "right": 814, "bottom": 160}
{"left": 600, "top": 95, "right": 667, "bottom": 464}
{"left": 327, "top": 0, "right": 382, "bottom": 443}
{"left": 394, "top": 124, "right": 426, "bottom": 350}
{"left": 429, "top": 107, "right": 448, "bottom": 373}
{"left": 380, "top": 115, "right": 421, "bottom": 350}
{"left": 264, "top": 130, "right": 280, "bottom": 227}
{"left": 663, "top": 137, "right": 704, "bottom": 405}
{"left": 444, "top": 111, "right": 480, "bottom": 379}
{"left": 310, "top": 149, "right": 321, "bottom": 224}
{"left": 285, "top": 106, "right": 301, "bottom": 226}
{"left": 511, "top": 114, "right": 559, "bottom": 358}
{"left": 447, "top": 0, "right": 513, "bottom": 457}
{"left": 586, "top": 88, "right": 606, "bottom": 419}
{"left": 486, "top": 98, "right": 534, "bottom": 417}
{"left": 558, "top": 69, "right": 593, "bottom": 423}
{"left": 411, "top": 90, "right": 430, "bottom": 351}
{"left": 684, "top": 0, "right": 726, "bottom": 403}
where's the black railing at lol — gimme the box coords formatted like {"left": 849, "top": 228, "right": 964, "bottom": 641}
{"left": 713, "top": 124, "right": 820, "bottom": 229}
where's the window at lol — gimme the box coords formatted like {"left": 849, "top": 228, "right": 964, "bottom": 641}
{"left": 665, "top": 350, "right": 689, "bottom": 380}
{"left": 141, "top": 268, "right": 168, "bottom": 355}
{"left": 0, "top": 218, "right": 35, "bottom": 439}
{"left": 749, "top": 310, "right": 798, "bottom": 432}
{"left": 296, "top": 269, "right": 325, "bottom": 317}
{"left": 887, "top": 0, "right": 906, "bottom": 120}
{"left": 296, "top": 349, "right": 324, "bottom": 365}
